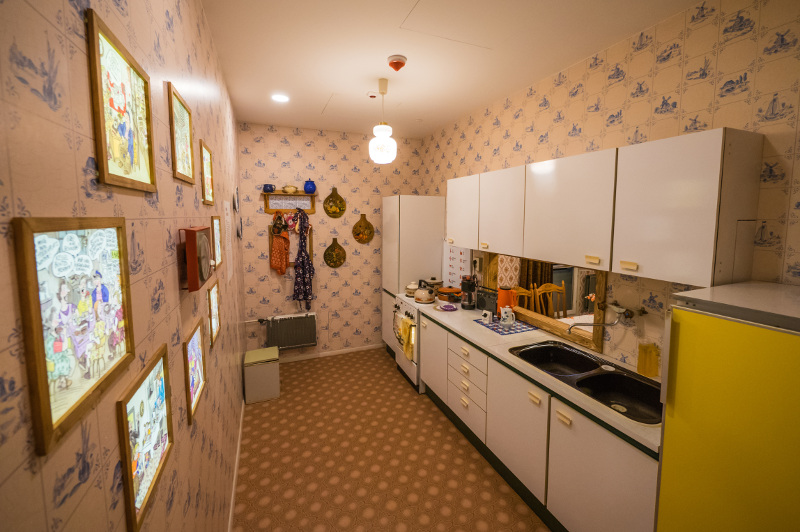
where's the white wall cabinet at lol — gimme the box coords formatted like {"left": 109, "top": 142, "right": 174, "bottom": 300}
{"left": 445, "top": 174, "right": 480, "bottom": 250}
{"left": 486, "top": 359, "right": 550, "bottom": 503}
{"left": 381, "top": 291, "right": 395, "bottom": 349}
{"left": 613, "top": 128, "right": 762, "bottom": 286}
{"left": 419, "top": 317, "right": 448, "bottom": 397}
{"left": 524, "top": 149, "right": 617, "bottom": 270}
{"left": 547, "top": 399, "right": 658, "bottom": 532}
{"left": 478, "top": 166, "right": 526, "bottom": 256}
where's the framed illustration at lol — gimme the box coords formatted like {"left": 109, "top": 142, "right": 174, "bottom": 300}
{"left": 86, "top": 9, "right": 157, "bottom": 193}
{"left": 182, "top": 318, "right": 207, "bottom": 424}
{"left": 12, "top": 217, "right": 135, "bottom": 455}
{"left": 200, "top": 140, "right": 214, "bottom": 206}
{"left": 167, "top": 82, "right": 194, "bottom": 184}
{"left": 208, "top": 280, "right": 220, "bottom": 348}
{"left": 211, "top": 216, "right": 223, "bottom": 269}
{"left": 116, "top": 344, "right": 173, "bottom": 532}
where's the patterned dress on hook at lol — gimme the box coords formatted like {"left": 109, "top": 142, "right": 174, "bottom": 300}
{"left": 293, "top": 209, "right": 314, "bottom": 310}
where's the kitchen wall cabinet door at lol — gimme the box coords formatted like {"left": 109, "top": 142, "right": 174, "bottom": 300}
{"left": 478, "top": 166, "right": 526, "bottom": 256}
{"left": 486, "top": 359, "right": 550, "bottom": 503}
{"left": 381, "top": 292, "right": 396, "bottom": 349}
{"left": 524, "top": 149, "right": 617, "bottom": 270}
{"left": 419, "top": 317, "right": 448, "bottom": 398}
{"left": 547, "top": 399, "right": 658, "bottom": 532}
{"left": 612, "top": 128, "right": 762, "bottom": 286}
{"left": 446, "top": 174, "right": 480, "bottom": 250}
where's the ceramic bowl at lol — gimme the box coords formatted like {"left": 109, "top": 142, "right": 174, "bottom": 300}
{"left": 283, "top": 185, "right": 298, "bottom": 193}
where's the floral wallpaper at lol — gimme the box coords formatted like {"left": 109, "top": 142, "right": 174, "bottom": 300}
{"left": 237, "top": 123, "right": 425, "bottom": 359}
{"left": 0, "top": 0, "right": 244, "bottom": 530}
{"left": 417, "top": 0, "right": 800, "bottom": 373}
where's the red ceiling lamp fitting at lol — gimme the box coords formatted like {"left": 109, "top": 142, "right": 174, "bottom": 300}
{"left": 388, "top": 55, "right": 407, "bottom": 71}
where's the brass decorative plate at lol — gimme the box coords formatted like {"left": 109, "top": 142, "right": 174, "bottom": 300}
{"left": 323, "top": 187, "right": 346, "bottom": 218}
{"left": 324, "top": 238, "right": 346, "bottom": 268}
{"left": 352, "top": 213, "right": 374, "bottom": 244}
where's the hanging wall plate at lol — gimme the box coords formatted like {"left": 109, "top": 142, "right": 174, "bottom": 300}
{"left": 352, "top": 213, "right": 374, "bottom": 244}
{"left": 324, "top": 238, "right": 346, "bottom": 268}
{"left": 323, "top": 187, "right": 346, "bottom": 218}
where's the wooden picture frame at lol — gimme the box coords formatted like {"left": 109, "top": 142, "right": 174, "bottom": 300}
{"left": 208, "top": 280, "right": 220, "bottom": 348}
{"left": 116, "top": 344, "right": 173, "bottom": 532}
{"left": 200, "top": 140, "right": 215, "bottom": 206}
{"left": 86, "top": 9, "right": 157, "bottom": 193}
{"left": 182, "top": 318, "right": 207, "bottom": 424}
{"left": 268, "top": 224, "right": 313, "bottom": 266}
{"left": 211, "top": 216, "right": 223, "bottom": 270}
{"left": 167, "top": 82, "right": 194, "bottom": 184}
{"left": 12, "top": 216, "right": 135, "bottom": 455}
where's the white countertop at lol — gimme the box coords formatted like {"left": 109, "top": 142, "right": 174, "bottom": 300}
{"left": 418, "top": 304, "right": 662, "bottom": 454}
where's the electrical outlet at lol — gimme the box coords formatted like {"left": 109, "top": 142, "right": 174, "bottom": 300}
{"left": 472, "top": 256, "right": 483, "bottom": 274}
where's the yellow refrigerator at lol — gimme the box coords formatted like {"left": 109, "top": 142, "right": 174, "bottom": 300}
{"left": 657, "top": 282, "right": 800, "bottom": 531}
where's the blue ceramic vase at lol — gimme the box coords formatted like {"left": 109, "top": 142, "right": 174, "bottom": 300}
{"left": 304, "top": 179, "right": 316, "bottom": 194}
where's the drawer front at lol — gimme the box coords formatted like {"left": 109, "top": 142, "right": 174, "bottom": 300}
{"left": 446, "top": 333, "right": 488, "bottom": 374}
{"left": 447, "top": 365, "right": 487, "bottom": 410}
{"left": 447, "top": 381, "right": 486, "bottom": 442}
{"left": 447, "top": 350, "right": 488, "bottom": 392}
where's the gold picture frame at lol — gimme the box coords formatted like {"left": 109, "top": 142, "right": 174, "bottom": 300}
{"left": 208, "top": 279, "right": 220, "bottom": 348}
{"left": 211, "top": 216, "right": 223, "bottom": 270}
{"left": 182, "top": 318, "right": 207, "bottom": 424}
{"left": 87, "top": 9, "right": 157, "bottom": 193}
{"left": 116, "top": 344, "right": 173, "bottom": 532}
{"left": 167, "top": 82, "right": 194, "bottom": 184}
{"left": 200, "top": 140, "right": 215, "bottom": 206}
{"left": 12, "top": 216, "right": 135, "bottom": 455}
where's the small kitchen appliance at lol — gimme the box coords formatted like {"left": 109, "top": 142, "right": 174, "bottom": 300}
{"left": 414, "top": 279, "right": 436, "bottom": 304}
{"left": 477, "top": 287, "right": 498, "bottom": 315}
{"left": 497, "top": 286, "right": 517, "bottom": 314}
{"left": 460, "top": 275, "right": 477, "bottom": 310}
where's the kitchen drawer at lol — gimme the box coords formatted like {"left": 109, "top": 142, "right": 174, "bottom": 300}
{"left": 448, "top": 351, "right": 487, "bottom": 392}
{"left": 447, "top": 381, "right": 487, "bottom": 442}
{"left": 447, "top": 365, "right": 487, "bottom": 410}
{"left": 447, "top": 334, "right": 488, "bottom": 374}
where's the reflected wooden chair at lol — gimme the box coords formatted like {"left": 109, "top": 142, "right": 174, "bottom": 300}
{"left": 512, "top": 285, "right": 533, "bottom": 310}
{"left": 533, "top": 281, "right": 567, "bottom": 319}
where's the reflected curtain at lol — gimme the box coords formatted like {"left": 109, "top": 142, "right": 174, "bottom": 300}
{"left": 519, "top": 259, "right": 553, "bottom": 311}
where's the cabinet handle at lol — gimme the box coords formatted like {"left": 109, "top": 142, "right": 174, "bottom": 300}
{"left": 527, "top": 390, "right": 541, "bottom": 405}
{"left": 620, "top": 260, "right": 639, "bottom": 272}
{"left": 460, "top": 346, "right": 469, "bottom": 357}
{"left": 460, "top": 363, "right": 470, "bottom": 374}
{"left": 421, "top": 320, "right": 427, "bottom": 328}
{"left": 556, "top": 410, "right": 572, "bottom": 427}
{"left": 460, "top": 397, "right": 469, "bottom": 408}
{"left": 460, "top": 380, "right": 469, "bottom": 392}
{"left": 447, "top": 238, "right": 454, "bottom": 244}
{"left": 585, "top": 255, "right": 600, "bottom": 265}
{"left": 480, "top": 242, "right": 489, "bottom": 249}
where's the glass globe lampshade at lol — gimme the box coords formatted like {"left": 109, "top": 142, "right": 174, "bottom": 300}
{"left": 369, "top": 123, "right": 397, "bottom": 164}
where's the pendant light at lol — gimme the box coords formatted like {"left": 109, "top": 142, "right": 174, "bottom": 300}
{"left": 369, "top": 78, "right": 397, "bottom": 164}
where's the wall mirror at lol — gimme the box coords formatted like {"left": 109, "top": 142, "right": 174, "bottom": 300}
{"left": 478, "top": 253, "right": 607, "bottom": 353}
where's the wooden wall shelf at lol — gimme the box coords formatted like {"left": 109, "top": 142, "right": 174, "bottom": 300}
{"left": 262, "top": 191, "right": 317, "bottom": 214}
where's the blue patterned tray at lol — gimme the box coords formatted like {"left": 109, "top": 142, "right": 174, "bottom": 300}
{"left": 473, "top": 318, "right": 538, "bottom": 335}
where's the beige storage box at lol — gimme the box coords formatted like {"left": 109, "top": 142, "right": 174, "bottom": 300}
{"left": 243, "top": 347, "right": 280, "bottom": 404}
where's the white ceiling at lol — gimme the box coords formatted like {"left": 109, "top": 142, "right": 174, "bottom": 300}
{"left": 202, "top": 0, "right": 698, "bottom": 139}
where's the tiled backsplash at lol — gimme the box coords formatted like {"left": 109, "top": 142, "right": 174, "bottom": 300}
{"left": 0, "top": 0, "right": 244, "bottom": 530}
{"left": 420, "top": 0, "right": 800, "bottom": 373}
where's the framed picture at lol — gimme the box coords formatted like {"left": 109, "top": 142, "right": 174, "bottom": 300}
{"left": 12, "top": 217, "right": 135, "bottom": 455}
{"left": 208, "top": 280, "right": 220, "bottom": 348}
{"left": 211, "top": 216, "right": 223, "bottom": 269}
{"left": 200, "top": 140, "right": 214, "bottom": 206}
{"left": 167, "top": 82, "right": 194, "bottom": 184}
{"left": 116, "top": 344, "right": 173, "bottom": 532}
{"left": 182, "top": 318, "right": 207, "bottom": 424}
{"left": 86, "top": 9, "right": 157, "bottom": 193}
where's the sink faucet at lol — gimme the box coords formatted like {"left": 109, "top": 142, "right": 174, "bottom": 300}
{"left": 567, "top": 303, "right": 635, "bottom": 335}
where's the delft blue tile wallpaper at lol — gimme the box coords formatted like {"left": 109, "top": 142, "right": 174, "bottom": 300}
{"left": 0, "top": 0, "right": 244, "bottom": 530}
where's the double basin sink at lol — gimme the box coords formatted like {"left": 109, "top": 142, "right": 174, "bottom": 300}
{"left": 508, "top": 341, "right": 662, "bottom": 425}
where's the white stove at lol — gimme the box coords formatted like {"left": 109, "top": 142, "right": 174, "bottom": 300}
{"left": 390, "top": 294, "right": 433, "bottom": 392}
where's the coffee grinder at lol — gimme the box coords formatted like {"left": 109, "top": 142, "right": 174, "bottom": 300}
{"left": 460, "top": 275, "right": 476, "bottom": 310}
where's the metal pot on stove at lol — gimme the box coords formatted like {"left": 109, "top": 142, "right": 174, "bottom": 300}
{"left": 414, "top": 279, "right": 436, "bottom": 304}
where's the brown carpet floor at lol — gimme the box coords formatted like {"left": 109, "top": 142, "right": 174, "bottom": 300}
{"left": 232, "top": 348, "right": 551, "bottom": 532}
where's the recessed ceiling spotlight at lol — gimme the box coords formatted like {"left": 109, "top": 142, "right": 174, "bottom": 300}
{"left": 271, "top": 94, "right": 289, "bottom": 103}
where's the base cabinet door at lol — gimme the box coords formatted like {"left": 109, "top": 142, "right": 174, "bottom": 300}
{"left": 419, "top": 317, "right": 448, "bottom": 397}
{"left": 486, "top": 359, "right": 550, "bottom": 503}
{"left": 381, "top": 292, "right": 396, "bottom": 349}
{"left": 547, "top": 399, "right": 658, "bottom": 532}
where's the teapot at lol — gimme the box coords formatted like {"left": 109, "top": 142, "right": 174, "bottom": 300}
{"left": 499, "top": 306, "right": 515, "bottom": 330}
{"left": 414, "top": 279, "right": 435, "bottom": 304}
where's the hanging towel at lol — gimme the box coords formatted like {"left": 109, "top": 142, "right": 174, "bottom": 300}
{"left": 270, "top": 212, "right": 290, "bottom": 275}
{"left": 400, "top": 317, "right": 414, "bottom": 361}
{"left": 292, "top": 209, "right": 315, "bottom": 310}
